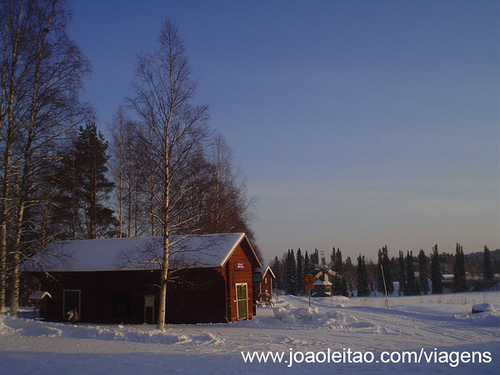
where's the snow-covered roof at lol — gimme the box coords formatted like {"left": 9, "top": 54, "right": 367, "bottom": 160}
{"left": 257, "top": 266, "right": 276, "bottom": 279}
{"left": 31, "top": 233, "right": 261, "bottom": 272}
{"left": 313, "top": 279, "right": 332, "bottom": 286}
{"left": 29, "top": 291, "right": 52, "bottom": 300}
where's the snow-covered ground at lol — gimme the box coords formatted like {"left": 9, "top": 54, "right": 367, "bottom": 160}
{"left": 1, "top": 292, "right": 498, "bottom": 374}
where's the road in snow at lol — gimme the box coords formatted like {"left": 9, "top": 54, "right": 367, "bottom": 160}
{"left": 0, "top": 291, "right": 498, "bottom": 374}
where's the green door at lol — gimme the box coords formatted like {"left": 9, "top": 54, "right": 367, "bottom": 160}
{"left": 236, "top": 283, "right": 248, "bottom": 320}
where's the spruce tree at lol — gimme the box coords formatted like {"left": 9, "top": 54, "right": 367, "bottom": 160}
{"left": 296, "top": 248, "right": 304, "bottom": 293}
{"left": 357, "top": 255, "right": 370, "bottom": 297}
{"left": 344, "top": 256, "right": 356, "bottom": 295}
{"left": 377, "top": 248, "right": 384, "bottom": 294}
{"left": 377, "top": 245, "right": 394, "bottom": 295}
{"left": 282, "top": 251, "right": 289, "bottom": 293}
{"left": 271, "top": 256, "right": 284, "bottom": 290}
{"left": 483, "top": 246, "right": 493, "bottom": 281}
{"left": 431, "top": 244, "right": 443, "bottom": 294}
{"left": 389, "top": 256, "right": 398, "bottom": 287}
{"left": 332, "top": 248, "right": 348, "bottom": 296}
{"left": 418, "top": 249, "right": 429, "bottom": 295}
{"left": 385, "top": 248, "right": 394, "bottom": 294}
{"left": 311, "top": 249, "right": 319, "bottom": 266}
{"left": 285, "top": 249, "right": 297, "bottom": 295}
{"left": 405, "top": 251, "right": 419, "bottom": 295}
{"left": 453, "top": 243, "right": 467, "bottom": 292}
{"left": 398, "top": 251, "right": 406, "bottom": 296}
{"left": 304, "top": 251, "right": 311, "bottom": 277}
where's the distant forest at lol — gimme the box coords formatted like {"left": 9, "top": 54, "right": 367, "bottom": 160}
{"left": 271, "top": 245, "right": 499, "bottom": 297}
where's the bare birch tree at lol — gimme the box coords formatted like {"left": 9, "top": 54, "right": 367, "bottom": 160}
{"left": 195, "top": 133, "right": 261, "bottom": 260}
{"left": 0, "top": 0, "right": 90, "bottom": 314}
{"left": 109, "top": 107, "right": 126, "bottom": 238}
{"left": 206, "top": 133, "right": 253, "bottom": 233}
{"left": 129, "top": 19, "right": 209, "bottom": 330}
{"left": 109, "top": 106, "right": 148, "bottom": 237}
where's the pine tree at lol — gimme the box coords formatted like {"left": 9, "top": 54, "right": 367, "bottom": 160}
{"left": 483, "top": 246, "right": 493, "bottom": 281}
{"left": 453, "top": 243, "right": 467, "bottom": 292}
{"left": 398, "top": 251, "right": 406, "bottom": 296}
{"left": 53, "top": 122, "right": 118, "bottom": 239}
{"left": 418, "top": 249, "right": 429, "bottom": 295}
{"left": 357, "top": 255, "right": 370, "bottom": 297}
{"left": 431, "top": 244, "right": 443, "bottom": 294}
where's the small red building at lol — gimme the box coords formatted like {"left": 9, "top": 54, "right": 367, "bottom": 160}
{"left": 25, "top": 233, "right": 262, "bottom": 324}
{"left": 255, "top": 266, "right": 275, "bottom": 304}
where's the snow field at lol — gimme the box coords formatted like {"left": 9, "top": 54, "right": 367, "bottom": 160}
{"left": 0, "top": 291, "right": 498, "bottom": 374}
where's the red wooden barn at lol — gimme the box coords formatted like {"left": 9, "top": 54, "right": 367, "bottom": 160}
{"left": 25, "top": 233, "right": 262, "bottom": 324}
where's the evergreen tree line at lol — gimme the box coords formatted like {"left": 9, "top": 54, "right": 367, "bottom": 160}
{"left": 0, "top": 0, "right": 258, "bottom": 320}
{"left": 271, "top": 244, "right": 498, "bottom": 297}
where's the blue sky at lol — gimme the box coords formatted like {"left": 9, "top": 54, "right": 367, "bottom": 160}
{"left": 68, "top": 0, "right": 499, "bottom": 263}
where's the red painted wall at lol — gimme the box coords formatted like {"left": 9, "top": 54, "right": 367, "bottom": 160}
{"left": 26, "top": 239, "right": 261, "bottom": 324}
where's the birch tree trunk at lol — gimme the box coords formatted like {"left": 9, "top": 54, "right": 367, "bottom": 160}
{"left": 0, "top": 0, "right": 90, "bottom": 313}
{"left": 0, "top": 0, "right": 24, "bottom": 314}
{"left": 129, "top": 19, "right": 208, "bottom": 330}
